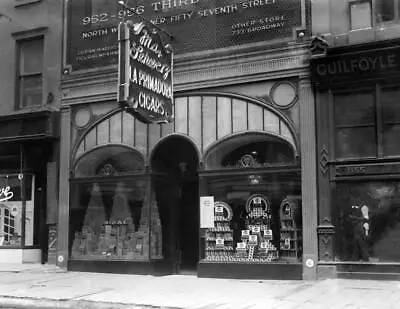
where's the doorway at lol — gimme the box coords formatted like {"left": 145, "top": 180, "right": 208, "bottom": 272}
{"left": 151, "top": 136, "right": 199, "bottom": 273}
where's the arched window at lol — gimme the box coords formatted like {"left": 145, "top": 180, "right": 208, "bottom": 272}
{"left": 204, "top": 133, "right": 296, "bottom": 170}
{"left": 74, "top": 145, "right": 145, "bottom": 177}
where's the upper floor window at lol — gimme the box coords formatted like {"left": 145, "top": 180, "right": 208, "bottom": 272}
{"left": 376, "top": 0, "right": 400, "bottom": 22}
{"left": 17, "top": 37, "right": 44, "bottom": 109}
{"left": 333, "top": 86, "right": 400, "bottom": 160}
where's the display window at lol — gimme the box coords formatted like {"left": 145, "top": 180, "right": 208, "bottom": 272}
{"left": 334, "top": 181, "right": 400, "bottom": 262}
{"left": 201, "top": 172, "right": 302, "bottom": 264}
{"left": 69, "top": 145, "right": 164, "bottom": 261}
{"left": 0, "top": 174, "right": 35, "bottom": 247}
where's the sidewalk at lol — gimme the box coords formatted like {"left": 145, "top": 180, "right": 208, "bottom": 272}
{"left": 0, "top": 264, "right": 399, "bottom": 309}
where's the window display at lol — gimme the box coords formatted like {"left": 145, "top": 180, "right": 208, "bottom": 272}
{"left": 334, "top": 181, "right": 400, "bottom": 262}
{"left": 201, "top": 173, "right": 302, "bottom": 264}
{"left": 0, "top": 174, "right": 34, "bottom": 247}
{"left": 70, "top": 179, "right": 163, "bottom": 260}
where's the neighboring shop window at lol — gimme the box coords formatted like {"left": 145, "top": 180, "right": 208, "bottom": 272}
{"left": 201, "top": 173, "right": 302, "bottom": 263}
{"left": 334, "top": 181, "right": 400, "bottom": 262}
{"left": 0, "top": 174, "right": 35, "bottom": 247}
{"left": 334, "top": 86, "right": 400, "bottom": 160}
{"left": 70, "top": 180, "right": 151, "bottom": 260}
{"left": 17, "top": 37, "right": 44, "bottom": 109}
{"left": 376, "top": 0, "right": 400, "bottom": 22}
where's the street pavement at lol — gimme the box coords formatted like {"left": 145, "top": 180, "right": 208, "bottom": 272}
{"left": 0, "top": 263, "right": 399, "bottom": 309}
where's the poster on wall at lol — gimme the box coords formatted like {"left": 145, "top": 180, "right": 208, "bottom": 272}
{"left": 66, "top": 0, "right": 304, "bottom": 71}
{"left": 118, "top": 20, "right": 173, "bottom": 123}
{"left": 200, "top": 196, "right": 214, "bottom": 228}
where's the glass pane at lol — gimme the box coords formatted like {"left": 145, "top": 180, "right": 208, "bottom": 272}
{"left": 200, "top": 172, "right": 302, "bottom": 264}
{"left": 335, "top": 127, "right": 376, "bottom": 159}
{"left": 21, "top": 76, "right": 42, "bottom": 108}
{"left": 381, "top": 88, "right": 400, "bottom": 123}
{"left": 74, "top": 145, "right": 145, "bottom": 177}
{"left": 334, "top": 181, "right": 400, "bottom": 262}
{"left": 0, "top": 175, "right": 22, "bottom": 247}
{"left": 20, "top": 39, "right": 43, "bottom": 74}
{"left": 334, "top": 92, "right": 375, "bottom": 127}
{"left": 70, "top": 179, "right": 148, "bottom": 260}
{"left": 376, "top": 0, "right": 395, "bottom": 22}
{"left": 383, "top": 124, "right": 400, "bottom": 156}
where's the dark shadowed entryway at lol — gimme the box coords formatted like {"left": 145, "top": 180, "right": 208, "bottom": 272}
{"left": 151, "top": 135, "right": 199, "bottom": 273}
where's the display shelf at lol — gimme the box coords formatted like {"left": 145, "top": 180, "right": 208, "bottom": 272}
{"left": 204, "top": 201, "right": 235, "bottom": 260}
{"left": 279, "top": 195, "right": 302, "bottom": 261}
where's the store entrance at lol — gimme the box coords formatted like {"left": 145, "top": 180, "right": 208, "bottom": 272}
{"left": 151, "top": 136, "right": 199, "bottom": 273}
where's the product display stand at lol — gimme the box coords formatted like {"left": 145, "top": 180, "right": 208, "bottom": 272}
{"left": 235, "top": 194, "right": 279, "bottom": 263}
{"left": 279, "top": 195, "right": 302, "bottom": 261}
{"left": 205, "top": 201, "right": 234, "bottom": 262}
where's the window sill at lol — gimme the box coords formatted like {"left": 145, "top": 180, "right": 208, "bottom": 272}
{"left": 15, "top": 0, "right": 42, "bottom": 8}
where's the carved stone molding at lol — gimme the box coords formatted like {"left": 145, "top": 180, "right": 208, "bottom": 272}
{"left": 174, "top": 55, "right": 306, "bottom": 89}
{"left": 317, "top": 224, "right": 335, "bottom": 261}
{"left": 319, "top": 145, "right": 329, "bottom": 176}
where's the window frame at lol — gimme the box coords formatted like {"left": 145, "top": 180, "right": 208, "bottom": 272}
{"left": 15, "top": 36, "right": 44, "bottom": 110}
{"left": 332, "top": 83, "right": 400, "bottom": 161}
{"left": 374, "top": 0, "right": 400, "bottom": 24}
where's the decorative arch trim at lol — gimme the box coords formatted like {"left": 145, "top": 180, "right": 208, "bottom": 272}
{"left": 149, "top": 132, "right": 201, "bottom": 165}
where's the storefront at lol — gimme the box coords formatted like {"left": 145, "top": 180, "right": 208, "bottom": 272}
{"left": 311, "top": 39, "right": 400, "bottom": 280}
{"left": 59, "top": 0, "right": 318, "bottom": 279}
{"left": 0, "top": 110, "right": 59, "bottom": 263}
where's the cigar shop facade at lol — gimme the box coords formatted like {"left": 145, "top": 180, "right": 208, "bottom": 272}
{"left": 311, "top": 39, "right": 400, "bottom": 280}
{"left": 58, "top": 0, "right": 318, "bottom": 280}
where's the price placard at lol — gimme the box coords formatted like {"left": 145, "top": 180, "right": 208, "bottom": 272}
{"left": 216, "top": 238, "right": 225, "bottom": 246}
{"left": 215, "top": 206, "right": 224, "bottom": 213}
{"left": 264, "top": 229, "right": 273, "bottom": 239}
{"left": 241, "top": 230, "right": 250, "bottom": 238}
{"left": 236, "top": 242, "right": 247, "bottom": 250}
{"left": 252, "top": 226, "right": 261, "bottom": 233}
{"left": 260, "top": 242, "right": 268, "bottom": 249}
{"left": 249, "top": 235, "right": 258, "bottom": 243}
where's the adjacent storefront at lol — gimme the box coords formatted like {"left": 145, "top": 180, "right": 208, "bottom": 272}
{"left": 59, "top": 0, "right": 316, "bottom": 279}
{"left": 311, "top": 39, "right": 400, "bottom": 279}
{"left": 0, "top": 111, "right": 59, "bottom": 263}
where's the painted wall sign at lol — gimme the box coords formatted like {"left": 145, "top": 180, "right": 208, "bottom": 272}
{"left": 0, "top": 186, "right": 14, "bottom": 202}
{"left": 335, "top": 163, "right": 400, "bottom": 177}
{"left": 66, "top": 0, "right": 304, "bottom": 71}
{"left": 118, "top": 21, "right": 173, "bottom": 123}
{"left": 311, "top": 45, "right": 400, "bottom": 85}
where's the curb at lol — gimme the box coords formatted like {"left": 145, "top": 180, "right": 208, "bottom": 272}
{"left": 0, "top": 297, "right": 182, "bottom": 309}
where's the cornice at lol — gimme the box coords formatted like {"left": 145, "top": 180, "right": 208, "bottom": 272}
{"left": 61, "top": 43, "right": 311, "bottom": 104}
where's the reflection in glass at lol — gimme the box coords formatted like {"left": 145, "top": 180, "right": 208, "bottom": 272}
{"left": 334, "top": 181, "right": 400, "bottom": 262}
{"left": 376, "top": 0, "right": 395, "bottom": 22}
{"left": 335, "top": 127, "right": 376, "bottom": 159}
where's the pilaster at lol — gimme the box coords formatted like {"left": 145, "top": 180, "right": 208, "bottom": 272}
{"left": 56, "top": 106, "right": 71, "bottom": 268}
{"left": 299, "top": 78, "right": 318, "bottom": 280}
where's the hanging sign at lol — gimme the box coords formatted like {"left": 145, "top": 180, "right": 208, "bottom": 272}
{"left": 118, "top": 20, "right": 173, "bottom": 124}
